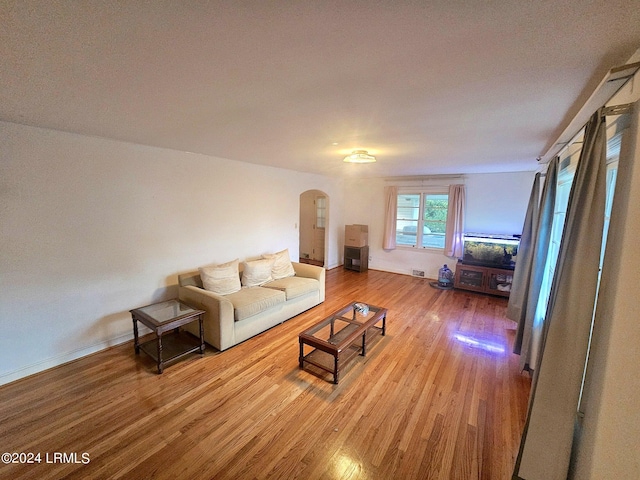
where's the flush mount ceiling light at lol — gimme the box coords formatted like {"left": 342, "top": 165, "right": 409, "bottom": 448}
{"left": 343, "top": 150, "right": 376, "bottom": 163}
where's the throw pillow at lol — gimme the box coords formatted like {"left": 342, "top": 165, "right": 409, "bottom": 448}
{"left": 199, "top": 259, "right": 241, "bottom": 295}
{"left": 241, "top": 258, "right": 275, "bottom": 287}
{"left": 262, "top": 248, "right": 296, "bottom": 279}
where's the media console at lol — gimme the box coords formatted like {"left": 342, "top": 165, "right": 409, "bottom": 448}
{"left": 454, "top": 260, "right": 514, "bottom": 298}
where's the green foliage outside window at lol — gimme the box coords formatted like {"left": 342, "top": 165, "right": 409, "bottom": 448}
{"left": 395, "top": 192, "right": 448, "bottom": 249}
{"left": 424, "top": 195, "right": 448, "bottom": 234}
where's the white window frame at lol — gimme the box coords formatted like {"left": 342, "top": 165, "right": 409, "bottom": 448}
{"left": 395, "top": 188, "right": 449, "bottom": 250}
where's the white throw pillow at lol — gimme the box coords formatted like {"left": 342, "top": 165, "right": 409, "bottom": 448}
{"left": 199, "top": 259, "right": 241, "bottom": 295}
{"left": 262, "top": 248, "right": 296, "bottom": 280}
{"left": 241, "top": 258, "right": 275, "bottom": 287}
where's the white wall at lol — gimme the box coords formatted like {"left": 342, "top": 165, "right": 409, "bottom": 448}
{"left": 0, "top": 121, "right": 343, "bottom": 385}
{"left": 343, "top": 171, "right": 534, "bottom": 279}
{"left": 571, "top": 59, "right": 640, "bottom": 479}
{"left": 0, "top": 120, "right": 535, "bottom": 385}
{"left": 464, "top": 172, "right": 536, "bottom": 235}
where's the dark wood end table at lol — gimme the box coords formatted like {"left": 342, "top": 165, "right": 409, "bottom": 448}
{"left": 299, "top": 302, "right": 387, "bottom": 384}
{"left": 130, "top": 299, "right": 205, "bottom": 374}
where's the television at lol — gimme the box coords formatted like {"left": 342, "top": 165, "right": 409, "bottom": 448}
{"left": 462, "top": 233, "right": 520, "bottom": 269}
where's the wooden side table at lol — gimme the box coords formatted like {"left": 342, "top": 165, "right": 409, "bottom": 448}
{"left": 130, "top": 299, "right": 205, "bottom": 373}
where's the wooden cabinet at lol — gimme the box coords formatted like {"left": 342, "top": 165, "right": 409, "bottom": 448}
{"left": 454, "top": 261, "right": 514, "bottom": 297}
{"left": 344, "top": 245, "right": 369, "bottom": 272}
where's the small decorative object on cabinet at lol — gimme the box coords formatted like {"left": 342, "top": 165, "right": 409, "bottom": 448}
{"left": 454, "top": 260, "right": 514, "bottom": 297}
{"left": 344, "top": 245, "right": 369, "bottom": 272}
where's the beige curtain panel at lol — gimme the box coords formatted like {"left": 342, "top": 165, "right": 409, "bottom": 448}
{"left": 382, "top": 186, "right": 398, "bottom": 250}
{"left": 507, "top": 173, "right": 541, "bottom": 326}
{"left": 509, "top": 158, "right": 558, "bottom": 372}
{"left": 570, "top": 101, "right": 638, "bottom": 479}
{"left": 513, "top": 109, "right": 607, "bottom": 480}
{"left": 444, "top": 184, "right": 465, "bottom": 258}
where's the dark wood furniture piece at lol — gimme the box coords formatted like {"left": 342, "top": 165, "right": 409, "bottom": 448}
{"left": 130, "top": 299, "right": 205, "bottom": 373}
{"left": 454, "top": 260, "right": 514, "bottom": 297}
{"left": 299, "top": 302, "right": 386, "bottom": 384}
{"left": 344, "top": 245, "right": 369, "bottom": 272}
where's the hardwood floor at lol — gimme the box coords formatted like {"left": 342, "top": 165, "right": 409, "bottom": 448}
{"left": 0, "top": 268, "right": 530, "bottom": 480}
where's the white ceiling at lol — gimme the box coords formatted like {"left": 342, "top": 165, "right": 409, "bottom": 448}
{"left": 1, "top": 1, "right": 639, "bottom": 178}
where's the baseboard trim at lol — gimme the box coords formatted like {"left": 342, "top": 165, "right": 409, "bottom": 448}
{"left": 0, "top": 266, "right": 432, "bottom": 387}
{"left": 0, "top": 330, "right": 144, "bottom": 387}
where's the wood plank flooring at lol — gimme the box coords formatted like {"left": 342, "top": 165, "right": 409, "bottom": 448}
{"left": 0, "top": 268, "right": 530, "bottom": 479}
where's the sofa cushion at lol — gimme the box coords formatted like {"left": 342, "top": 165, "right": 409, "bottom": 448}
{"left": 225, "top": 287, "right": 286, "bottom": 321}
{"left": 263, "top": 277, "right": 319, "bottom": 300}
{"left": 199, "top": 259, "right": 241, "bottom": 295}
{"left": 241, "top": 258, "right": 275, "bottom": 287}
{"left": 262, "top": 248, "right": 296, "bottom": 280}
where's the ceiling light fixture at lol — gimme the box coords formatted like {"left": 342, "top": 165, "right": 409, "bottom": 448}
{"left": 343, "top": 150, "right": 376, "bottom": 163}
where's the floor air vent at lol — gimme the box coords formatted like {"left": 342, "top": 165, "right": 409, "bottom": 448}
{"left": 412, "top": 269, "right": 425, "bottom": 278}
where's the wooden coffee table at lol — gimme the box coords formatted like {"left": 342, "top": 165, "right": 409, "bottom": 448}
{"left": 299, "top": 302, "right": 387, "bottom": 384}
{"left": 130, "top": 299, "right": 205, "bottom": 374}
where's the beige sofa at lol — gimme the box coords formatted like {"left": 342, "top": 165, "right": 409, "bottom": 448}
{"left": 178, "top": 262, "right": 325, "bottom": 351}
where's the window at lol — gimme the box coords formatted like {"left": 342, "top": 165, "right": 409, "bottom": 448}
{"left": 316, "top": 196, "right": 326, "bottom": 228}
{"left": 396, "top": 192, "right": 449, "bottom": 249}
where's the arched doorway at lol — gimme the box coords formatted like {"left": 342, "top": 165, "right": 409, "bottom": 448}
{"left": 299, "top": 190, "right": 328, "bottom": 267}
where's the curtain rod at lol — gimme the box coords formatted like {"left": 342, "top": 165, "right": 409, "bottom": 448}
{"left": 384, "top": 174, "right": 464, "bottom": 182}
{"left": 538, "top": 103, "right": 633, "bottom": 162}
{"left": 539, "top": 61, "right": 639, "bottom": 164}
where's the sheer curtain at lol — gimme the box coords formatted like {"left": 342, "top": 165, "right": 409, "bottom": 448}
{"left": 513, "top": 109, "right": 607, "bottom": 480}
{"left": 382, "top": 186, "right": 398, "bottom": 250}
{"left": 508, "top": 158, "right": 558, "bottom": 371}
{"left": 444, "top": 184, "right": 465, "bottom": 257}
